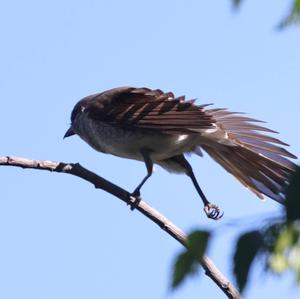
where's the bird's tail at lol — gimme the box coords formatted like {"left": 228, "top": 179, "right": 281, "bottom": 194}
{"left": 201, "top": 108, "right": 297, "bottom": 204}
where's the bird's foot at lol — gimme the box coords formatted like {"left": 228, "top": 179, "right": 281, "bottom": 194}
{"left": 128, "top": 190, "right": 142, "bottom": 211}
{"left": 204, "top": 203, "right": 223, "bottom": 220}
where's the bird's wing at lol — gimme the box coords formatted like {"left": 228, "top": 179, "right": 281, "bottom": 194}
{"left": 202, "top": 108, "right": 297, "bottom": 203}
{"left": 84, "top": 87, "right": 297, "bottom": 203}
{"left": 85, "top": 87, "right": 215, "bottom": 133}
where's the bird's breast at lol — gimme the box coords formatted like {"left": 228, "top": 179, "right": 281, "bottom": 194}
{"left": 73, "top": 115, "right": 197, "bottom": 161}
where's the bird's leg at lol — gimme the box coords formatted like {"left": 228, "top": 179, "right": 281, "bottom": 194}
{"left": 173, "top": 155, "right": 223, "bottom": 220}
{"left": 129, "top": 149, "right": 153, "bottom": 210}
{"left": 187, "top": 169, "right": 223, "bottom": 220}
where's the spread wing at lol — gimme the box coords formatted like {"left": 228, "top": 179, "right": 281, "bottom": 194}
{"left": 80, "top": 86, "right": 297, "bottom": 203}
{"left": 202, "top": 108, "right": 297, "bottom": 203}
{"left": 85, "top": 87, "right": 215, "bottom": 133}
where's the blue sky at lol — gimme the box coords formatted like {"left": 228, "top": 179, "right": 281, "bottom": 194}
{"left": 0, "top": 1, "right": 299, "bottom": 298}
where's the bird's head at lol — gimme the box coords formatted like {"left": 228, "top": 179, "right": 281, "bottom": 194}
{"left": 63, "top": 98, "right": 87, "bottom": 139}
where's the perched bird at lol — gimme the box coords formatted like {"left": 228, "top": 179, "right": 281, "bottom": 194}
{"left": 64, "top": 87, "right": 297, "bottom": 220}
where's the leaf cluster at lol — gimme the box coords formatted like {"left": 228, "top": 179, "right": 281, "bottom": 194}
{"left": 232, "top": 0, "right": 300, "bottom": 29}
{"left": 172, "top": 167, "right": 300, "bottom": 293}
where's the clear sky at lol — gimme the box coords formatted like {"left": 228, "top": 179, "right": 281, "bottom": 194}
{"left": 0, "top": 1, "right": 299, "bottom": 298}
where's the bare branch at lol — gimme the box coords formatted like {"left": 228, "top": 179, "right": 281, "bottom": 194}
{"left": 0, "top": 155, "right": 242, "bottom": 299}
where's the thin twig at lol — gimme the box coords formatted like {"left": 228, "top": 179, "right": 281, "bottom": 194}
{"left": 0, "top": 156, "right": 242, "bottom": 299}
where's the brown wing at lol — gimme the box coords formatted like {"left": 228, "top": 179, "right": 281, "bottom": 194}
{"left": 202, "top": 108, "right": 297, "bottom": 203}
{"left": 85, "top": 87, "right": 215, "bottom": 133}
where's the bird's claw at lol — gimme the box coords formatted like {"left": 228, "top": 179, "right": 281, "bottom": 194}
{"left": 204, "top": 203, "right": 223, "bottom": 220}
{"left": 128, "top": 190, "right": 141, "bottom": 210}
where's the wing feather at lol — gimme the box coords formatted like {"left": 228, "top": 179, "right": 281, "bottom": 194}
{"left": 86, "top": 87, "right": 215, "bottom": 132}
{"left": 203, "top": 108, "right": 297, "bottom": 202}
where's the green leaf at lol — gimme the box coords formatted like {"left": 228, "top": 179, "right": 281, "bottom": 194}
{"left": 288, "top": 244, "right": 300, "bottom": 273}
{"left": 171, "top": 230, "right": 210, "bottom": 289}
{"left": 187, "top": 230, "right": 210, "bottom": 261}
{"left": 233, "top": 230, "right": 264, "bottom": 292}
{"left": 285, "top": 167, "right": 300, "bottom": 221}
{"left": 266, "top": 223, "right": 300, "bottom": 281}
{"left": 278, "top": 0, "right": 300, "bottom": 29}
{"left": 172, "top": 251, "right": 196, "bottom": 288}
{"left": 274, "top": 224, "right": 299, "bottom": 254}
{"left": 268, "top": 253, "right": 289, "bottom": 273}
{"left": 296, "top": 247, "right": 300, "bottom": 283}
{"left": 231, "top": 0, "right": 242, "bottom": 9}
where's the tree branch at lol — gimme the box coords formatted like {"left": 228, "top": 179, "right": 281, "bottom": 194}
{"left": 0, "top": 156, "right": 241, "bottom": 299}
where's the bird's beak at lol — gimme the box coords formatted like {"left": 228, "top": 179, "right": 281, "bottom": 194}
{"left": 64, "top": 127, "right": 75, "bottom": 139}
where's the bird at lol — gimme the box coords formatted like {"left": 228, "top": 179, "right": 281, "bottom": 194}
{"left": 64, "top": 86, "right": 297, "bottom": 220}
